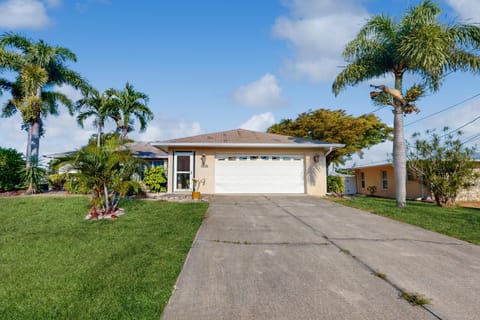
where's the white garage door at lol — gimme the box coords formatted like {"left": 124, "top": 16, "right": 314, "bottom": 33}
{"left": 215, "top": 155, "right": 305, "bottom": 193}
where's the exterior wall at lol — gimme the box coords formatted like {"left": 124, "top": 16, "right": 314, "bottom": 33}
{"left": 355, "top": 165, "right": 428, "bottom": 199}
{"left": 166, "top": 147, "right": 329, "bottom": 196}
{"left": 457, "top": 167, "right": 480, "bottom": 202}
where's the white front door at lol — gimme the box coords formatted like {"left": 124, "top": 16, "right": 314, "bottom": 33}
{"left": 174, "top": 152, "right": 193, "bottom": 191}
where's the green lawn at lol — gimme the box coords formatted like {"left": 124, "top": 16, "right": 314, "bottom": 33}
{"left": 331, "top": 196, "right": 480, "bottom": 245}
{"left": 0, "top": 196, "right": 208, "bottom": 319}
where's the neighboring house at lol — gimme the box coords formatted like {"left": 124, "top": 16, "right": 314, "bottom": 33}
{"left": 352, "top": 163, "right": 429, "bottom": 200}
{"left": 351, "top": 156, "right": 480, "bottom": 201}
{"left": 152, "top": 128, "right": 344, "bottom": 195}
{"left": 45, "top": 142, "right": 168, "bottom": 173}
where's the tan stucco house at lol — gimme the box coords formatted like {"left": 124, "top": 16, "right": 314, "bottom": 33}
{"left": 152, "top": 129, "right": 344, "bottom": 196}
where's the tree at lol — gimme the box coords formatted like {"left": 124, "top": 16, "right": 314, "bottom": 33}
{"left": 408, "top": 128, "right": 477, "bottom": 207}
{"left": 54, "top": 136, "right": 144, "bottom": 219}
{"left": 332, "top": 0, "right": 480, "bottom": 208}
{"left": 106, "top": 82, "right": 153, "bottom": 141}
{"left": 267, "top": 108, "right": 392, "bottom": 167}
{"left": 0, "top": 147, "right": 25, "bottom": 192}
{"left": 76, "top": 88, "right": 119, "bottom": 147}
{"left": 0, "top": 33, "right": 89, "bottom": 185}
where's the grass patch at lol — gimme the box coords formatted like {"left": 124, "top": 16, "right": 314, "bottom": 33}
{"left": 400, "top": 291, "right": 431, "bottom": 306}
{"left": 0, "top": 196, "right": 208, "bottom": 319}
{"left": 372, "top": 271, "right": 387, "bottom": 280}
{"left": 330, "top": 197, "right": 480, "bottom": 245}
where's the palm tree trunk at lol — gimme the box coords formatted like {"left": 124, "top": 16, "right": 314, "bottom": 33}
{"left": 393, "top": 73, "right": 406, "bottom": 208}
{"left": 97, "top": 125, "right": 102, "bottom": 147}
{"left": 25, "top": 123, "right": 32, "bottom": 168}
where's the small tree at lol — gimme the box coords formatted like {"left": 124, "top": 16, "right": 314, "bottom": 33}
{"left": 0, "top": 147, "right": 25, "bottom": 191}
{"left": 143, "top": 166, "right": 167, "bottom": 192}
{"left": 55, "top": 136, "right": 144, "bottom": 218}
{"left": 408, "top": 128, "right": 477, "bottom": 207}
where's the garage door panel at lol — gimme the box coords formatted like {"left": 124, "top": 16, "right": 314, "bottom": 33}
{"left": 215, "top": 155, "right": 304, "bottom": 193}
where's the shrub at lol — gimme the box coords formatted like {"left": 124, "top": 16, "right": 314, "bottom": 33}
{"left": 0, "top": 147, "right": 25, "bottom": 192}
{"left": 367, "top": 185, "right": 377, "bottom": 196}
{"left": 327, "top": 175, "right": 344, "bottom": 193}
{"left": 143, "top": 166, "right": 167, "bottom": 192}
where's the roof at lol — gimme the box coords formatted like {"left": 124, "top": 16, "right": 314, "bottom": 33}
{"left": 152, "top": 128, "right": 344, "bottom": 149}
{"left": 44, "top": 142, "right": 167, "bottom": 160}
{"left": 124, "top": 142, "right": 168, "bottom": 158}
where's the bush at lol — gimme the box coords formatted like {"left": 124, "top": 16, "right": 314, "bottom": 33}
{"left": 327, "top": 175, "right": 344, "bottom": 193}
{"left": 143, "top": 166, "right": 167, "bottom": 192}
{"left": 0, "top": 147, "right": 25, "bottom": 192}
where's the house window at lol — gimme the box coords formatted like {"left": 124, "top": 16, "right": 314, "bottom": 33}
{"left": 360, "top": 172, "right": 365, "bottom": 188}
{"left": 381, "top": 170, "right": 388, "bottom": 189}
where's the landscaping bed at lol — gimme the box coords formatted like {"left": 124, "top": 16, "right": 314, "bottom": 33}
{"left": 0, "top": 196, "right": 208, "bottom": 319}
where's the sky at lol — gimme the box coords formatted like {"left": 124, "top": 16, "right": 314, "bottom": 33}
{"left": 0, "top": 0, "right": 479, "bottom": 166}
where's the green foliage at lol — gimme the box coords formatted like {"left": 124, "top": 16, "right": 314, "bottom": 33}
{"left": 143, "top": 166, "right": 167, "bottom": 192}
{"left": 367, "top": 185, "right": 377, "bottom": 196}
{"left": 268, "top": 108, "right": 392, "bottom": 166}
{"left": 327, "top": 176, "right": 344, "bottom": 193}
{"left": 0, "top": 147, "right": 25, "bottom": 191}
{"left": 408, "top": 128, "right": 477, "bottom": 207}
{"left": 0, "top": 196, "right": 208, "bottom": 319}
{"left": 22, "top": 157, "right": 46, "bottom": 194}
{"left": 54, "top": 136, "right": 144, "bottom": 216}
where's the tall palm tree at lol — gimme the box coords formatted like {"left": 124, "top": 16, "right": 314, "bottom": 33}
{"left": 332, "top": 0, "right": 480, "bottom": 208}
{"left": 106, "top": 82, "right": 153, "bottom": 141}
{"left": 0, "top": 33, "right": 89, "bottom": 173}
{"left": 76, "top": 88, "right": 119, "bottom": 147}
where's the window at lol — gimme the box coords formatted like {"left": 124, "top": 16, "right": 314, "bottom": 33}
{"left": 381, "top": 170, "right": 388, "bottom": 189}
{"left": 249, "top": 156, "right": 259, "bottom": 161}
{"left": 271, "top": 156, "right": 280, "bottom": 161}
{"left": 360, "top": 172, "right": 365, "bottom": 188}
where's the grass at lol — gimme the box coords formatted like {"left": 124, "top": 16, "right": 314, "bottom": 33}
{"left": 0, "top": 196, "right": 208, "bottom": 319}
{"left": 400, "top": 291, "right": 431, "bottom": 306}
{"left": 331, "top": 196, "right": 480, "bottom": 245}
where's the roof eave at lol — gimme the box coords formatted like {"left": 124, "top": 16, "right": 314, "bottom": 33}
{"left": 151, "top": 142, "right": 345, "bottom": 149}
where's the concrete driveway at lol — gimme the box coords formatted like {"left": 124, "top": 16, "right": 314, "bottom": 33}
{"left": 161, "top": 195, "right": 480, "bottom": 320}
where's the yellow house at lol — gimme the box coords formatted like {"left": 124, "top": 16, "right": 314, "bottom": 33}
{"left": 353, "top": 163, "right": 429, "bottom": 200}
{"left": 152, "top": 129, "right": 344, "bottom": 196}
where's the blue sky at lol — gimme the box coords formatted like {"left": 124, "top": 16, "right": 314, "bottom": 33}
{"left": 0, "top": 0, "right": 479, "bottom": 165}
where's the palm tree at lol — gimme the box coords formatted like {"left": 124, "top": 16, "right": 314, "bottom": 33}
{"left": 332, "top": 0, "right": 480, "bottom": 208}
{"left": 106, "top": 82, "right": 153, "bottom": 141}
{"left": 76, "top": 88, "right": 119, "bottom": 147}
{"left": 54, "top": 136, "right": 144, "bottom": 218}
{"left": 0, "top": 33, "right": 89, "bottom": 175}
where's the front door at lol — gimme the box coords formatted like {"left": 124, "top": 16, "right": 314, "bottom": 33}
{"left": 174, "top": 152, "right": 193, "bottom": 191}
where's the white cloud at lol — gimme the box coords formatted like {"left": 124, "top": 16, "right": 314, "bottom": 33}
{"left": 233, "top": 73, "right": 287, "bottom": 108}
{"left": 239, "top": 112, "right": 275, "bottom": 132}
{"left": 130, "top": 114, "right": 204, "bottom": 142}
{"left": 53, "top": 84, "right": 83, "bottom": 102}
{"left": 446, "top": 0, "right": 480, "bottom": 22}
{"left": 0, "top": 0, "right": 56, "bottom": 29}
{"left": 273, "top": 0, "right": 368, "bottom": 82}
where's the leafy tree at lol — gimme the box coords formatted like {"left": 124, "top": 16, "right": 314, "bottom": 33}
{"left": 327, "top": 176, "right": 344, "bottom": 194}
{"left": 267, "top": 108, "right": 392, "bottom": 167}
{"left": 106, "top": 82, "right": 153, "bottom": 141}
{"left": 76, "top": 88, "right": 119, "bottom": 147}
{"left": 143, "top": 166, "right": 167, "bottom": 192}
{"left": 408, "top": 128, "right": 477, "bottom": 207}
{"left": 332, "top": 0, "right": 480, "bottom": 208}
{"left": 54, "top": 137, "right": 144, "bottom": 218}
{"left": 0, "top": 147, "right": 25, "bottom": 191}
{"left": 0, "top": 33, "right": 89, "bottom": 182}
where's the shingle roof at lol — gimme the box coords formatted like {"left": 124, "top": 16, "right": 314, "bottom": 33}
{"left": 156, "top": 128, "right": 340, "bottom": 146}
{"left": 124, "top": 142, "right": 168, "bottom": 158}
{"left": 161, "top": 129, "right": 325, "bottom": 144}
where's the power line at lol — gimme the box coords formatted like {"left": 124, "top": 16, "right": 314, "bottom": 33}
{"left": 461, "top": 133, "right": 480, "bottom": 145}
{"left": 405, "top": 92, "right": 480, "bottom": 127}
{"left": 442, "top": 115, "right": 480, "bottom": 137}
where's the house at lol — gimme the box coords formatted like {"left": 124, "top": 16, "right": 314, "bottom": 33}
{"left": 351, "top": 162, "right": 429, "bottom": 200}
{"left": 351, "top": 156, "right": 480, "bottom": 201}
{"left": 152, "top": 128, "right": 344, "bottom": 195}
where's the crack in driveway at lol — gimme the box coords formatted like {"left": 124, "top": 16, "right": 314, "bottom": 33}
{"left": 328, "top": 237, "right": 464, "bottom": 246}
{"left": 197, "top": 239, "right": 330, "bottom": 246}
